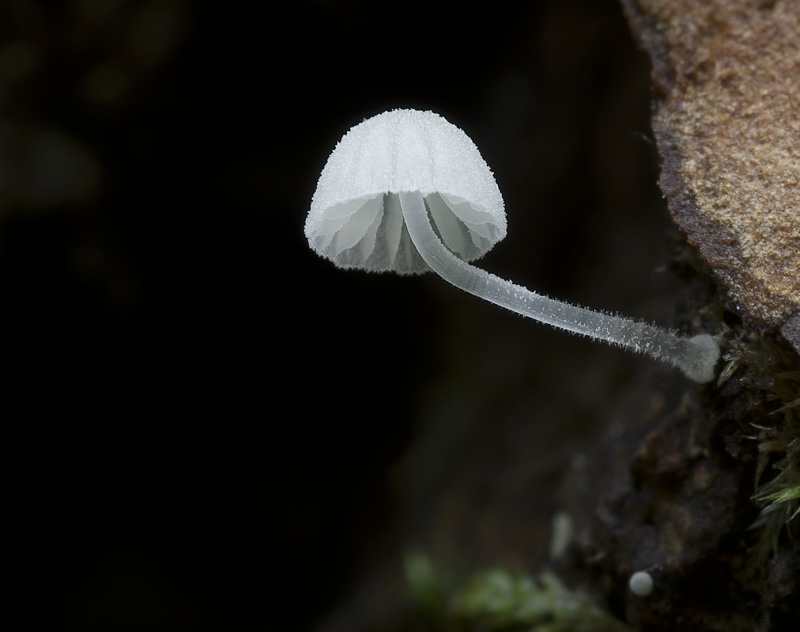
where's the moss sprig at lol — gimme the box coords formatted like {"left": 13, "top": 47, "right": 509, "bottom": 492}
{"left": 717, "top": 329, "right": 800, "bottom": 557}
{"left": 403, "top": 551, "right": 631, "bottom": 632}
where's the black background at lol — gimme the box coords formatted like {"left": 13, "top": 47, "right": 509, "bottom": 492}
{"left": 2, "top": 1, "right": 674, "bottom": 630}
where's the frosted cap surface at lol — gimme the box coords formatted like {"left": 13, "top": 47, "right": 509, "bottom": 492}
{"left": 306, "top": 109, "right": 506, "bottom": 273}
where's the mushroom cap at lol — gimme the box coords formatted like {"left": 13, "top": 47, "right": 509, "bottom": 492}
{"left": 628, "top": 571, "right": 654, "bottom": 597}
{"left": 306, "top": 109, "right": 506, "bottom": 273}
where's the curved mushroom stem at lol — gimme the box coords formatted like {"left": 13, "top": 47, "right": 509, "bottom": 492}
{"left": 399, "top": 191, "right": 720, "bottom": 383}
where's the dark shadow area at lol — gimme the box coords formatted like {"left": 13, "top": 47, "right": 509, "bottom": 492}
{"left": 1, "top": 1, "right": 669, "bottom": 630}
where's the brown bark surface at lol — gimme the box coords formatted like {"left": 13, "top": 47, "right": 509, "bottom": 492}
{"left": 621, "top": 0, "right": 800, "bottom": 351}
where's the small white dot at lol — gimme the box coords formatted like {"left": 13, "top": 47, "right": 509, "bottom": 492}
{"left": 629, "top": 571, "right": 654, "bottom": 597}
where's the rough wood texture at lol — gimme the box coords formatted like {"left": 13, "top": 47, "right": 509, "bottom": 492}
{"left": 621, "top": 0, "right": 800, "bottom": 351}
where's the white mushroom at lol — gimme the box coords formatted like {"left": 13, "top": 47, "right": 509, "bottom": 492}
{"left": 305, "top": 109, "right": 720, "bottom": 383}
{"left": 628, "top": 571, "right": 654, "bottom": 597}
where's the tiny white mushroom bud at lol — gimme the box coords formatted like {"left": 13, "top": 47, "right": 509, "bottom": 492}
{"left": 628, "top": 571, "right": 654, "bottom": 597}
{"left": 306, "top": 109, "right": 721, "bottom": 383}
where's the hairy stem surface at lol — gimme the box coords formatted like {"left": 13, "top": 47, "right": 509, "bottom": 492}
{"left": 399, "top": 191, "right": 719, "bottom": 383}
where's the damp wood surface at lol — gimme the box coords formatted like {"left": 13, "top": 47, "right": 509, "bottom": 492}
{"left": 622, "top": 0, "right": 800, "bottom": 350}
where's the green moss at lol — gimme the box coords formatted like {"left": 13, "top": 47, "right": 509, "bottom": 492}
{"left": 716, "top": 328, "right": 800, "bottom": 558}
{"left": 751, "top": 466, "right": 800, "bottom": 557}
{"left": 403, "top": 551, "right": 631, "bottom": 632}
